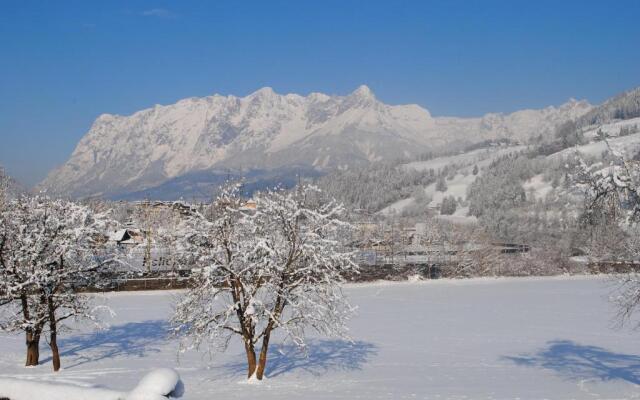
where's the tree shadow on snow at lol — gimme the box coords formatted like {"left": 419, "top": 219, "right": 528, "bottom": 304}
{"left": 213, "top": 339, "right": 378, "bottom": 379}
{"left": 503, "top": 340, "right": 640, "bottom": 385}
{"left": 40, "top": 320, "right": 169, "bottom": 369}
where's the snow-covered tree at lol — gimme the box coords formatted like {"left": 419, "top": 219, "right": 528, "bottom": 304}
{"left": 317, "top": 161, "right": 436, "bottom": 212}
{"left": 0, "top": 195, "right": 117, "bottom": 370}
{"left": 0, "top": 195, "right": 53, "bottom": 366}
{"left": 440, "top": 195, "right": 457, "bottom": 215}
{"left": 575, "top": 147, "right": 640, "bottom": 326}
{"left": 575, "top": 86, "right": 640, "bottom": 127}
{"left": 576, "top": 151, "right": 640, "bottom": 229}
{"left": 128, "top": 201, "right": 180, "bottom": 273}
{"left": 0, "top": 166, "right": 9, "bottom": 210}
{"left": 171, "top": 184, "right": 357, "bottom": 380}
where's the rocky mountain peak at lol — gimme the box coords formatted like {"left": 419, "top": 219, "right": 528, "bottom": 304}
{"left": 40, "top": 85, "right": 592, "bottom": 200}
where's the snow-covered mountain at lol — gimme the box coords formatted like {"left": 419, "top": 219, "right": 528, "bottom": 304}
{"left": 41, "top": 85, "right": 592, "bottom": 199}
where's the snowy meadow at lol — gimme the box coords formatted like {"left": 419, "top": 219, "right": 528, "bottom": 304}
{"left": 2, "top": 276, "right": 639, "bottom": 400}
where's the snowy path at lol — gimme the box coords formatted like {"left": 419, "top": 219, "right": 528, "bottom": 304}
{"left": 1, "top": 276, "right": 639, "bottom": 399}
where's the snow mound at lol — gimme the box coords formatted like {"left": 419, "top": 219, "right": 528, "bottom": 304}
{"left": 0, "top": 369, "right": 183, "bottom": 400}
{"left": 0, "top": 378, "right": 126, "bottom": 400}
{"left": 128, "top": 368, "right": 184, "bottom": 400}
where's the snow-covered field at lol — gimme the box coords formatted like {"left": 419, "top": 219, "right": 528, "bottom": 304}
{"left": 553, "top": 131, "right": 640, "bottom": 160}
{"left": 402, "top": 145, "right": 526, "bottom": 173}
{"left": 1, "top": 276, "right": 639, "bottom": 399}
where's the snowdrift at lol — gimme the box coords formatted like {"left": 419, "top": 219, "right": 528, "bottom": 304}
{"left": 0, "top": 368, "right": 184, "bottom": 400}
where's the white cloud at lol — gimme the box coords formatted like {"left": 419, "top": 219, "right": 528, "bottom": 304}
{"left": 141, "top": 8, "right": 175, "bottom": 18}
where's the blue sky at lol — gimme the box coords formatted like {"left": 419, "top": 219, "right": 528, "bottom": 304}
{"left": 1, "top": 0, "right": 639, "bottom": 186}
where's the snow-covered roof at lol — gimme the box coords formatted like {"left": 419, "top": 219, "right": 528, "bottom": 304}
{"left": 110, "top": 228, "right": 144, "bottom": 244}
{"left": 110, "top": 229, "right": 129, "bottom": 242}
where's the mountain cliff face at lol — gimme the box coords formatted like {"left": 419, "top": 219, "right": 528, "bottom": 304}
{"left": 41, "top": 85, "right": 592, "bottom": 199}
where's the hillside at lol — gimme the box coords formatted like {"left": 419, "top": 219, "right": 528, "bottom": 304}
{"left": 379, "top": 144, "right": 524, "bottom": 220}
{"left": 378, "top": 117, "right": 640, "bottom": 220}
{"left": 574, "top": 87, "right": 640, "bottom": 128}
{"left": 40, "top": 86, "right": 591, "bottom": 200}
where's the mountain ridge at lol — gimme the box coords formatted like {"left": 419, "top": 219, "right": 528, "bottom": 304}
{"left": 40, "top": 85, "right": 593, "bottom": 199}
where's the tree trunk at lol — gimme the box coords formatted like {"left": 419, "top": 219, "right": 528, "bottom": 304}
{"left": 256, "top": 330, "right": 272, "bottom": 380}
{"left": 244, "top": 341, "right": 257, "bottom": 378}
{"left": 256, "top": 288, "right": 285, "bottom": 380}
{"left": 47, "top": 296, "right": 61, "bottom": 372}
{"left": 50, "top": 330, "right": 60, "bottom": 372}
{"left": 22, "top": 293, "right": 40, "bottom": 367}
{"left": 25, "top": 331, "right": 40, "bottom": 367}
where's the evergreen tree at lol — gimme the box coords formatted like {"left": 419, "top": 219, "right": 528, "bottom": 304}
{"left": 436, "top": 177, "right": 448, "bottom": 192}
{"left": 440, "top": 196, "right": 457, "bottom": 215}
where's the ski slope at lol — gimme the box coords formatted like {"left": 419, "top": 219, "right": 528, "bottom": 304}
{"left": 1, "top": 276, "right": 639, "bottom": 399}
